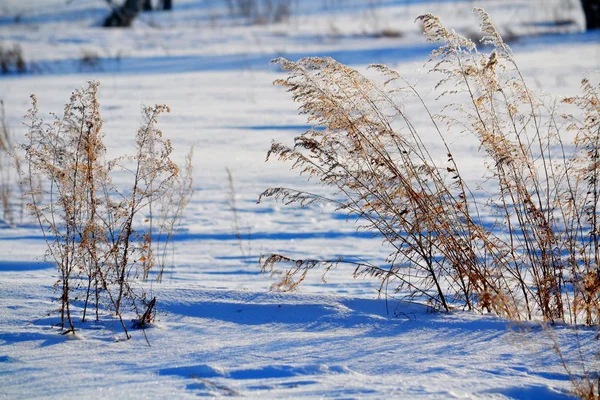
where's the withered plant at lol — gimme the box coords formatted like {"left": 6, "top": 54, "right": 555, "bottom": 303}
{"left": 225, "top": 0, "right": 292, "bottom": 24}
{"left": 149, "top": 146, "right": 194, "bottom": 283}
{"left": 22, "top": 81, "right": 192, "bottom": 337}
{"left": 0, "top": 100, "right": 25, "bottom": 227}
{"left": 226, "top": 167, "right": 252, "bottom": 258}
{"left": 260, "top": 8, "right": 600, "bottom": 328}
{"left": 0, "top": 43, "right": 26, "bottom": 74}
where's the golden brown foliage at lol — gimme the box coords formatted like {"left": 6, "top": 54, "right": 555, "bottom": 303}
{"left": 260, "top": 9, "right": 600, "bottom": 329}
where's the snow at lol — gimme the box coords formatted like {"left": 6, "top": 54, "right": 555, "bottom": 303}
{"left": 2, "top": 269, "right": 596, "bottom": 398}
{"left": 0, "top": 0, "right": 598, "bottom": 398}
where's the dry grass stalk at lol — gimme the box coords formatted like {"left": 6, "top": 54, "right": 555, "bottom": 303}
{"left": 259, "top": 8, "right": 600, "bottom": 328}
{"left": 21, "top": 81, "right": 192, "bottom": 338}
{"left": 152, "top": 146, "right": 194, "bottom": 282}
{"left": 226, "top": 167, "right": 253, "bottom": 258}
{"left": 0, "top": 100, "right": 25, "bottom": 227}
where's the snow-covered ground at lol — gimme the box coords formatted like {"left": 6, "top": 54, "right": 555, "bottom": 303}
{"left": 1, "top": 0, "right": 599, "bottom": 398}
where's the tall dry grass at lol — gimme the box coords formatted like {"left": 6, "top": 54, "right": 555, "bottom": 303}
{"left": 260, "top": 10, "right": 600, "bottom": 396}
{"left": 22, "top": 81, "right": 192, "bottom": 338}
{"left": 0, "top": 100, "right": 25, "bottom": 227}
{"left": 260, "top": 8, "right": 600, "bottom": 328}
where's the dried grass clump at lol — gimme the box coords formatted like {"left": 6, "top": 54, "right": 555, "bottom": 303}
{"left": 260, "top": 8, "right": 600, "bottom": 329}
{"left": 0, "top": 43, "right": 26, "bottom": 74}
{"left": 79, "top": 48, "right": 102, "bottom": 72}
{"left": 22, "top": 81, "right": 193, "bottom": 338}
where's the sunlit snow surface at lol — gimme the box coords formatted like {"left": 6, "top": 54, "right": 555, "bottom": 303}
{"left": 0, "top": 0, "right": 599, "bottom": 398}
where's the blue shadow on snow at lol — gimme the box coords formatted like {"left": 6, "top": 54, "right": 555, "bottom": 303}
{"left": 5, "top": 44, "right": 437, "bottom": 78}
{"left": 1, "top": 30, "right": 596, "bottom": 79}
{"left": 0, "top": 230, "right": 374, "bottom": 243}
{"left": 0, "top": 261, "right": 53, "bottom": 271}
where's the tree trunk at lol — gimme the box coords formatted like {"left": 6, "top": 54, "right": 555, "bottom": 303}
{"left": 162, "top": 0, "right": 172, "bottom": 10}
{"left": 103, "top": 0, "right": 143, "bottom": 28}
{"left": 581, "top": 0, "right": 600, "bottom": 30}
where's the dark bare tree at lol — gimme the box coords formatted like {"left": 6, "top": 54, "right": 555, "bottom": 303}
{"left": 103, "top": 0, "right": 172, "bottom": 28}
{"left": 581, "top": 0, "right": 600, "bottom": 29}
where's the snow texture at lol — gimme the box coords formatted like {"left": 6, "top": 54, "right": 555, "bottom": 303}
{"left": 0, "top": 0, "right": 598, "bottom": 398}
